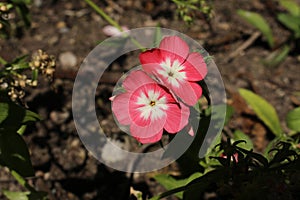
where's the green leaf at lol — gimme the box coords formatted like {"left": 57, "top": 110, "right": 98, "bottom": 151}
{"left": 3, "top": 190, "right": 48, "bottom": 200}
{"left": 237, "top": 10, "right": 274, "bottom": 48}
{"left": 277, "top": 13, "right": 300, "bottom": 38}
{"left": 183, "top": 168, "right": 227, "bottom": 200}
{"left": 0, "top": 130, "right": 34, "bottom": 177}
{"left": 238, "top": 88, "right": 283, "bottom": 137}
{"left": 263, "top": 45, "right": 290, "bottom": 67}
{"left": 286, "top": 107, "right": 300, "bottom": 132}
{"left": 224, "top": 105, "right": 234, "bottom": 125}
{"left": 154, "top": 173, "right": 202, "bottom": 199}
{"left": 3, "top": 190, "right": 30, "bottom": 200}
{"left": 233, "top": 130, "right": 253, "bottom": 150}
{"left": 279, "top": 0, "right": 300, "bottom": 16}
{"left": 0, "top": 100, "right": 40, "bottom": 131}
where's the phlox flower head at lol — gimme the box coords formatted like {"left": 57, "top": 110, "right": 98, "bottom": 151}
{"left": 139, "top": 36, "right": 207, "bottom": 106}
{"left": 111, "top": 70, "right": 190, "bottom": 144}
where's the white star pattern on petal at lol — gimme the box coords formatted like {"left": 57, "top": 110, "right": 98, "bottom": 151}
{"left": 136, "top": 90, "right": 168, "bottom": 121}
{"left": 157, "top": 58, "right": 186, "bottom": 88}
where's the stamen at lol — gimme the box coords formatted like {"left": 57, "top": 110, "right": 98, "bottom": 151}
{"left": 149, "top": 100, "right": 156, "bottom": 106}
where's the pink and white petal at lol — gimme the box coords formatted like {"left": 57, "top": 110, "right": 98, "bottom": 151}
{"left": 134, "top": 129, "right": 163, "bottom": 144}
{"left": 130, "top": 116, "right": 166, "bottom": 140}
{"left": 186, "top": 52, "right": 207, "bottom": 79}
{"left": 123, "top": 70, "right": 156, "bottom": 91}
{"left": 164, "top": 102, "right": 190, "bottom": 133}
{"left": 112, "top": 92, "right": 131, "bottom": 125}
{"left": 159, "top": 36, "right": 189, "bottom": 59}
{"left": 139, "top": 49, "right": 163, "bottom": 65}
{"left": 170, "top": 81, "right": 202, "bottom": 106}
{"left": 182, "top": 61, "right": 203, "bottom": 81}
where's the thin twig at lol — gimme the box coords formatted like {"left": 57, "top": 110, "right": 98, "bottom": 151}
{"left": 226, "top": 31, "right": 261, "bottom": 63}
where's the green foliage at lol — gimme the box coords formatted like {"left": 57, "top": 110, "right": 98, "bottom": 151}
{"left": 152, "top": 139, "right": 299, "bottom": 199}
{"left": 3, "top": 190, "right": 30, "bottom": 200}
{"left": 0, "top": 130, "right": 34, "bottom": 177}
{"left": 0, "top": 0, "right": 31, "bottom": 38}
{"left": 0, "top": 100, "right": 41, "bottom": 131}
{"left": 153, "top": 173, "right": 202, "bottom": 199}
{"left": 286, "top": 107, "right": 300, "bottom": 132}
{"left": 277, "top": 13, "right": 300, "bottom": 38}
{"left": 0, "top": 97, "right": 46, "bottom": 198}
{"left": 239, "top": 88, "right": 283, "bottom": 137}
{"left": 237, "top": 0, "right": 300, "bottom": 66}
{"left": 237, "top": 10, "right": 274, "bottom": 48}
{"left": 172, "top": 0, "right": 213, "bottom": 25}
{"left": 0, "top": 98, "right": 39, "bottom": 176}
{"left": 233, "top": 130, "right": 253, "bottom": 150}
{"left": 279, "top": 0, "right": 300, "bottom": 16}
{"left": 263, "top": 45, "right": 291, "bottom": 67}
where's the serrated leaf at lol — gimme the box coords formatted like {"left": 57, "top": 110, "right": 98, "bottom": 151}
{"left": 233, "top": 130, "right": 253, "bottom": 150}
{"left": 239, "top": 88, "right": 283, "bottom": 137}
{"left": 237, "top": 10, "right": 274, "bottom": 48}
{"left": 0, "top": 130, "right": 34, "bottom": 177}
{"left": 3, "top": 190, "right": 30, "bottom": 200}
{"left": 286, "top": 107, "right": 300, "bottom": 132}
{"left": 279, "top": 0, "right": 300, "bottom": 16}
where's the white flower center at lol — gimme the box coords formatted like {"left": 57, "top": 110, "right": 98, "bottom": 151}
{"left": 136, "top": 90, "right": 168, "bottom": 121}
{"left": 157, "top": 58, "right": 186, "bottom": 87}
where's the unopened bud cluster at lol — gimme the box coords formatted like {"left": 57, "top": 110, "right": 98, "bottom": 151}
{"left": 29, "top": 50, "right": 56, "bottom": 79}
{"left": 0, "top": 50, "right": 56, "bottom": 101}
{"left": 0, "top": 2, "right": 12, "bottom": 30}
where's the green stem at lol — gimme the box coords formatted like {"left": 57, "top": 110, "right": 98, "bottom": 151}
{"left": 84, "top": 0, "right": 147, "bottom": 51}
{"left": 84, "top": 0, "right": 122, "bottom": 31}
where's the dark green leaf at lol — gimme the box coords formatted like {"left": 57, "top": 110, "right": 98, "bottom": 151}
{"left": 286, "top": 107, "right": 300, "bottom": 132}
{"left": 0, "top": 130, "right": 34, "bottom": 177}
{"left": 0, "top": 101, "right": 40, "bottom": 131}
{"left": 237, "top": 10, "right": 274, "bottom": 47}
{"left": 237, "top": 147, "right": 269, "bottom": 167}
{"left": 183, "top": 168, "right": 227, "bottom": 200}
{"left": 239, "top": 88, "right": 283, "bottom": 137}
{"left": 154, "top": 173, "right": 202, "bottom": 199}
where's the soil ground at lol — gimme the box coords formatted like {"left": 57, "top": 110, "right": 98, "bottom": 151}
{"left": 0, "top": 0, "right": 299, "bottom": 199}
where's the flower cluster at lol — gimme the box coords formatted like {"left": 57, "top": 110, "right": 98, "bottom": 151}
{"left": 111, "top": 36, "right": 207, "bottom": 144}
{"left": 0, "top": 50, "right": 56, "bottom": 101}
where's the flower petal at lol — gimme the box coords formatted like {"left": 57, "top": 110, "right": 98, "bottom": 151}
{"left": 159, "top": 36, "right": 189, "bottom": 60}
{"left": 130, "top": 116, "right": 166, "bottom": 140}
{"left": 112, "top": 92, "right": 131, "bottom": 125}
{"left": 164, "top": 102, "right": 190, "bottom": 133}
{"left": 170, "top": 81, "right": 202, "bottom": 106}
{"left": 186, "top": 52, "right": 207, "bottom": 80}
{"left": 134, "top": 129, "right": 163, "bottom": 144}
{"left": 123, "top": 70, "right": 156, "bottom": 91}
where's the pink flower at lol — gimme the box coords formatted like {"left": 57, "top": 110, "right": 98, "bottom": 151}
{"left": 139, "top": 36, "right": 207, "bottom": 106}
{"left": 111, "top": 70, "right": 190, "bottom": 144}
